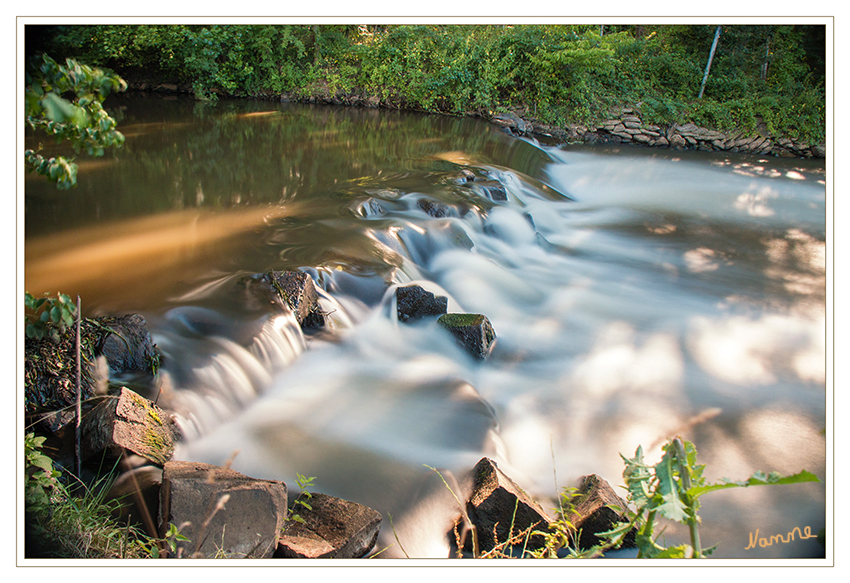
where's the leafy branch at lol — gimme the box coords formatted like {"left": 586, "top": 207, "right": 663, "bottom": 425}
{"left": 25, "top": 292, "right": 77, "bottom": 343}
{"left": 25, "top": 54, "right": 126, "bottom": 189}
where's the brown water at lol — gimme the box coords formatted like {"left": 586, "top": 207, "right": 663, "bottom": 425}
{"left": 24, "top": 95, "right": 827, "bottom": 559}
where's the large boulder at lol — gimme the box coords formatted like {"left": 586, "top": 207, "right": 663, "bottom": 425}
{"left": 437, "top": 313, "right": 497, "bottom": 360}
{"left": 396, "top": 284, "right": 448, "bottom": 322}
{"left": 463, "top": 457, "right": 552, "bottom": 554}
{"left": 80, "top": 386, "right": 176, "bottom": 466}
{"left": 159, "top": 461, "right": 289, "bottom": 558}
{"left": 275, "top": 493, "right": 383, "bottom": 558}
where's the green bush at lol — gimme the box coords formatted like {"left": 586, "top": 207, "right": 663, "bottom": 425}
{"left": 34, "top": 24, "right": 825, "bottom": 144}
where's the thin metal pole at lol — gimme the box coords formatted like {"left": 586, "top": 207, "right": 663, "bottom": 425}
{"left": 698, "top": 26, "right": 722, "bottom": 99}
{"left": 75, "top": 295, "right": 82, "bottom": 477}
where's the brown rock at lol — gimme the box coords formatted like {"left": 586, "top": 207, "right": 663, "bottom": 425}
{"left": 81, "top": 387, "right": 176, "bottom": 466}
{"left": 571, "top": 474, "right": 635, "bottom": 550}
{"left": 275, "top": 493, "right": 383, "bottom": 558}
{"left": 253, "top": 270, "right": 325, "bottom": 329}
{"left": 159, "top": 460, "right": 289, "bottom": 558}
{"left": 465, "top": 458, "right": 552, "bottom": 553}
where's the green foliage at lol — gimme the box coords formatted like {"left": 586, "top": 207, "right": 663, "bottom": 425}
{"left": 598, "top": 437, "right": 820, "bottom": 558}
{"left": 25, "top": 54, "right": 126, "bottom": 189}
{"left": 24, "top": 433, "right": 155, "bottom": 558}
{"left": 39, "top": 24, "right": 824, "bottom": 147}
{"left": 24, "top": 433, "right": 63, "bottom": 512}
{"left": 286, "top": 473, "right": 317, "bottom": 526}
{"left": 24, "top": 291, "right": 76, "bottom": 342}
{"left": 526, "top": 486, "right": 585, "bottom": 558}
{"left": 139, "top": 523, "right": 191, "bottom": 558}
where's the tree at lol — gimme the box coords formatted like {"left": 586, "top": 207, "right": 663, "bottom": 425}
{"left": 25, "top": 54, "right": 126, "bottom": 189}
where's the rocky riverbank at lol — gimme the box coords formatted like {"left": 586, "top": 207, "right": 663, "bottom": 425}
{"left": 24, "top": 271, "right": 632, "bottom": 559}
{"left": 489, "top": 106, "right": 825, "bottom": 159}
{"left": 124, "top": 78, "right": 826, "bottom": 160}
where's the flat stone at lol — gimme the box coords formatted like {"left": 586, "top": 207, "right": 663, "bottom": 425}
{"left": 159, "top": 460, "right": 288, "bottom": 558}
{"left": 396, "top": 284, "right": 448, "bottom": 322}
{"left": 669, "top": 134, "right": 686, "bottom": 149}
{"left": 81, "top": 387, "right": 176, "bottom": 466}
{"left": 675, "top": 122, "right": 700, "bottom": 135}
{"left": 438, "top": 313, "right": 496, "bottom": 360}
{"left": 275, "top": 493, "right": 382, "bottom": 558}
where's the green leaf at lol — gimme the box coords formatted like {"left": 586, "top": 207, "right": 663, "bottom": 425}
{"left": 621, "top": 446, "right": 653, "bottom": 509}
{"left": 653, "top": 544, "right": 693, "bottom": 558}
{"left": 688, "top": 469, "right": 820, "bottom": 500}
{"left": 653, "top": 449, "right": 689, "bottom": 523}
{"left": 295, "top": 500, "right": 312, "bottom": 511}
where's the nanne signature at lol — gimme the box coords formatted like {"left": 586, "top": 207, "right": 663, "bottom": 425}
{"left": 745, "top": 525, "right": 818, "bottom": 549}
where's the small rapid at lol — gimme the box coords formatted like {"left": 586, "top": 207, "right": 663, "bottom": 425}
{"left": 24, "top": 98, "right": 826, "bottom": 559}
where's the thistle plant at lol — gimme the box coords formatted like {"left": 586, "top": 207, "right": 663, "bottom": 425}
{"left": 599, "top": 437, "right": 820, "bottom": 558}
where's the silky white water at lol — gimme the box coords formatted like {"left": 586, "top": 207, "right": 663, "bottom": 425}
{"left": 25, "top": 98, "right": 826, "bottom": 558}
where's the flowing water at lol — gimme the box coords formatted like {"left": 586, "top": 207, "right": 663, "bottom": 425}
{"left": 24, "top": 95, "right": 827, "bottom": 559}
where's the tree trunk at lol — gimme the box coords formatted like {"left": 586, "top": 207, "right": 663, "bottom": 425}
{"left": 698, "top": 26, "right": 722, "bottom": 99}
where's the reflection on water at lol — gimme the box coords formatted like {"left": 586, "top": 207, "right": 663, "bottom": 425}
{"left": 24, "top": 96, "right": 826, "bottom": 559}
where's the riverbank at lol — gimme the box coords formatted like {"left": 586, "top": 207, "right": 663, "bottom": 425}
{"left": 122, "top": 77, "right": 825, "bottom": 160}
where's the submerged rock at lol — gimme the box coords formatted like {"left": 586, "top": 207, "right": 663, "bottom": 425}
{"left": 465, "top": 180, "right": 508, "bottom": 202}
{"left": 437, "top": 313, "right": 496, "bottom": 360}
{"left": 396, "top": 284, "right": 448, "bottom": 322}
{"left": 159, "top": 460, "right": 289, "bottom": 558}
{"left": 275, "top": 493, "right": 383, "bottom": 558}
{"left": 246, "top": 270, "right": 325, "bottom": 330}
{"left": 417, "top": 197, "right": 453, "bottom": 218}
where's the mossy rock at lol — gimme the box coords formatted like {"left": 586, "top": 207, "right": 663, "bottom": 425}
{"left": 437, "top": 313, "right": 496, "bottom": 360}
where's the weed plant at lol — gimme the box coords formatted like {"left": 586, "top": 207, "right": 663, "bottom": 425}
{"left": 24, "top": 433, "right": 154, "bottom": 558}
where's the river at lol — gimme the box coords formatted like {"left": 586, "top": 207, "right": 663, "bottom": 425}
{"left": 24, "top": 95, "right": 827, "bottom": 559}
